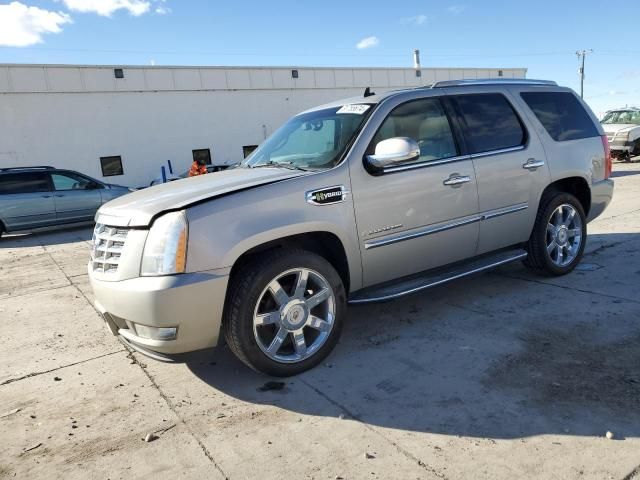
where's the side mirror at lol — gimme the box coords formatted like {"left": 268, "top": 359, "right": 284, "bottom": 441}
{"left": 365, "top": 137, "right": 420, "bottom": 171}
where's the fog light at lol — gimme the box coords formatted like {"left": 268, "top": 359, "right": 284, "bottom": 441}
{"left": 134, "top": 324, "right": 177, "bottom": 341}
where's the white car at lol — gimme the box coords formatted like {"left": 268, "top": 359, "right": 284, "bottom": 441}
{"left": 601, "top": 107, "right": 640, "bottom": 161}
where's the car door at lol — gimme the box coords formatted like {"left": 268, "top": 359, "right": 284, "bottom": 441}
{"left": 349, "top": 94, "right": 480, "bottom": 287}
{"left": 449, "top": 90, "right": 550, "bottom": 254}
{"left": 50, "top": 171, "right": 103, "bottom": 223}
{"left": 0, "top": 171, "right": 56, "bottom": 230}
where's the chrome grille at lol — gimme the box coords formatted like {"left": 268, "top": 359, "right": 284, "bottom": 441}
{"left": 91, "top": 224, "right": 129, "bottom": 273}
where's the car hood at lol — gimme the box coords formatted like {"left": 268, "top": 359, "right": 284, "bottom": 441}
{"left": 97, "top": 167, "right": 307, "bottom": 227}
{"left": 602, "top": 123, "right": 639, "bottom": 134}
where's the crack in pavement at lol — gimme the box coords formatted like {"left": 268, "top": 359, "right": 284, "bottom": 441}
{"left": 586, "top": 240, "right": 625, "bottom": 256}
{"left": 0, "top": 350, "right": 123, "bottom": 386}
{"left": 622, "top": 463, "right": 640, "bottom": 480}
{"left": 127, "top": 350, "right": 230, "bottom": 480}
{"left": 298, "top": 378, "right": 449, "bottom": 480}
{"left": 36, "top": 233, "right": 230, "bottom": 480}
{"left": 493, "top": 272, "right": 640, "bottom": 305}
{"left": 0, "top": 282, "right": 71, "bottom": 301}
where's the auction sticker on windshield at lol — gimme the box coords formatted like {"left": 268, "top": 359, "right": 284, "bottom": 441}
{"left": 336, "top": 104, "right": 370, "bottom": 115}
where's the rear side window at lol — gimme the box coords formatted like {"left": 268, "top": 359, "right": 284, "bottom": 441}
{"left": 0, "top": 172, "right": 50, "bottom": 194}
{"left": 520, "top": 91, "right": 599, "bottom": 141}
{"left": 453, "top": 93, "right": 526, "bottom": 154}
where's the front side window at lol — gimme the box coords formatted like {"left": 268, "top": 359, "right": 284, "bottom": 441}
{"left": 371, "top": 98, "right": 458, "bottom": 162}
{"left": 601, "top": 109, "right": 640, "bottom": 126}
{"left": 521, "top": 91, "right": 599, "bottom": 141}
{"left": 51, "top": 172, "right": 97, "bottom": 190}
{"left": 243, "top": 105, "right": 372, "bottom": 170}
{"left": 454, "top": 93, "right": 526, "bottom": 154}
{"left": 0, "top": 172, "right": 50, "bottom": 194}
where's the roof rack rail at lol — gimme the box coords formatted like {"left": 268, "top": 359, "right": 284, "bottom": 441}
{"left": 0, "top": 166, "right": 55, "bottom": 172}
{"left": 431, "top": 79, "right": 558, "bottom": 88}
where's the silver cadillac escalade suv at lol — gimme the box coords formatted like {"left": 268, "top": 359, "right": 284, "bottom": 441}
{"left": 89, "top": 79, "right": 614, "bottom": 376}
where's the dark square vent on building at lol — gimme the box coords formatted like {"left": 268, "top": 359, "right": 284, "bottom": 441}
{"left": 100, "top": 156, "right": 124, "bottom": 176}
{"left": 291, "top": 69, "right": 299, "bottom": 79}
{"left": 114, "top": 68, "right": 124, "bottom": 79}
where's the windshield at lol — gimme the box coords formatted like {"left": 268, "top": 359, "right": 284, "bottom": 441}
{"left": 242, "top": 105, "right": 373, "bottom": 170}
{"left": 601, "top": 110, "right": 640, "bottom": 125}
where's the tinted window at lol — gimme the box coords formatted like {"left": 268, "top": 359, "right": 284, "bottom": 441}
{"left": 454, "top": 93, "right": 526, "bottom": 154}
{"left": 100, "top": 156, "right": 124, "bottom": 176}
{"left": 372, "top": 98, "right": 457, "bottom": 162}
{"left": 521, "top": 92, "right": 599, "bottom": 141}
{"left": 0, "top": 172, "right": 50, "bottom": 194}
{"left": 51, "top": 172, "right": 95, "bottom": 190}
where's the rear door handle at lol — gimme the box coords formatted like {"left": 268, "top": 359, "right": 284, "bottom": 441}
{"left": 443, "top": 174, "right": 471, "bottom": 187}
{"left": 523, "top": 158, "right": 545, "bottom": 170}
{"left": 54, "top": 194, "right": 65, "bottom": 197}
{"left": 41, "top": 195, "right": 52, "bottom": 198}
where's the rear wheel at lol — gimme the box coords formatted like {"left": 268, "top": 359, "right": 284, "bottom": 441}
{"left": 223, "top": 249, "right": 346, "bottom": 376}
{"left": 524, "top": 192, "right": 587, "bottom": 276}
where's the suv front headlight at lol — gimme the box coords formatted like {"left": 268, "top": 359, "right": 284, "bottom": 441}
{"left": 141, "top": 211, "right": 188, "bottom": 276}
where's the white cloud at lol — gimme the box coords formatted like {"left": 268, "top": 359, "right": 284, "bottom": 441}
{"left": 401, "top": 14, "right": 427, "bottom": 25}
{"left": 447, "top": 5, "right": 465, "bottom": 14}
{"left": 0, "top": 2, "right": 71, "bottom": 47}
{"left": 155, "top": 5, "right": 170, "bottom": 14}
{"left": 60, "top": 0, "right": 151, "bottom": 16}
{"left": 356, "top": 36, "right": 379, "bottom": 50}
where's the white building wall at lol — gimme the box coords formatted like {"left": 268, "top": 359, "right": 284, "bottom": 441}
{"left": 0, "top": 64, "right": 527, "bottom": 187}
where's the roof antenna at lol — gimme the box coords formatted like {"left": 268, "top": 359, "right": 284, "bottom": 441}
{"left": 364, "top": 87, "right": 374, "bottom": 97}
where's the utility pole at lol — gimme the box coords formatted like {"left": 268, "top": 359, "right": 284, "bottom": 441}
{"left": 575, "top": 49, "right": 593, "bottom": 99}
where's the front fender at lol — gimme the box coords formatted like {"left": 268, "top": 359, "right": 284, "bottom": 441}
{"left": 184, "top": 167, "right": 363, "bottom": 292}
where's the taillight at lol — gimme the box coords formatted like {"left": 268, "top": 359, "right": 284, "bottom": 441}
{"left": 601, "top": 135, "right": 612, "bottom": 179}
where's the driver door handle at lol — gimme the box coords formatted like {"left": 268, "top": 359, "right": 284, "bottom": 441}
{"left": 443, "top": 174, "right": 471, "bottom": 187}
{"left": 54, "top": 194, "right": 65, "bottom": 197}
{"left": 523, "top": 158, "right": 545, "bottom": 170}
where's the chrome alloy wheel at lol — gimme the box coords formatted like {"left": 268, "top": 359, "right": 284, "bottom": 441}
{"left": 546, "top": 203, "right": 583, "bottom": 267}
{"left": 253, "top": 268, "right": 336, "bottom": 364}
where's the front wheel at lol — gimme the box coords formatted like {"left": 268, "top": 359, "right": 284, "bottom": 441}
{"left": 524, "top": 192, "right": 587, "bottom": 276}
{"left": 223, "top": 249, "right": 346, "bottom": 376}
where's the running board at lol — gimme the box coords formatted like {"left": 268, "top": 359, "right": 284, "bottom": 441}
{"left": 348, "top": 248, "right": 527, "bottom": 304}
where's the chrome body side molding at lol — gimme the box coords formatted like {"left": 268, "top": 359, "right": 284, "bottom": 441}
{"left": 363, "top": 204, "right": 528, "bottom": 250}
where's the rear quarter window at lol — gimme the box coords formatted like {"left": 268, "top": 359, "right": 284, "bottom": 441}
{"left": 0, "top": 172, "right": 51, "bottom": 194}
{"left": 453, "top": 93, "right": 526, "bottom": 155}
{"left": 520, "top": 91, "right": 599, "bottom": 142}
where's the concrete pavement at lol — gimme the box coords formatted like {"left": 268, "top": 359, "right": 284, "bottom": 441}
{"left": 1, "top": 163, "right": 639, "bottom": 479}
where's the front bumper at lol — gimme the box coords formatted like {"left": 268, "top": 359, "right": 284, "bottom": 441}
{"left": 608, "top": 139, "right": 633, "bottom": 154}
{"left": 587, "top": 178, "right": 614, "bottom": 222}
{"left": 90, "top": 269, "right": 229, "bottom": 355}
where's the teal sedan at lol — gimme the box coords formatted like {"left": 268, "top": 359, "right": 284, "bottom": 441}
{"left": 0, "top": 166, "right": 133, "bottom": 238}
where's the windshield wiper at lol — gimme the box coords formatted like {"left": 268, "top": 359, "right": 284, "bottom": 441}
{"left": 251, "top": 161, "right": 309, "bottom": 172}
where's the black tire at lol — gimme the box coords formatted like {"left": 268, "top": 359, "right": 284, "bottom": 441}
{"left": 524, "top": 191, "right": 587, "bottom": 276}
{"left": 223, "top": 249, "right": 347, "bottom": 376}
{"left": 632, "top": 140, "right": 640, "bottom": 159}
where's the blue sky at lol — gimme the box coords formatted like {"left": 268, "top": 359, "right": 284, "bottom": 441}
{"left": 1, "top": 0, "right": 638, "bottom": 115}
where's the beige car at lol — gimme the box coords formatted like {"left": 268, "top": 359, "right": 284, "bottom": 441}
{"left": 89, "top": 79, "right": 614, "bottom": 376}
